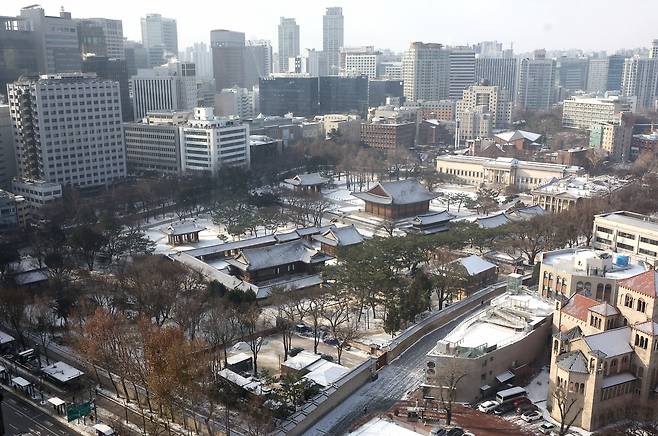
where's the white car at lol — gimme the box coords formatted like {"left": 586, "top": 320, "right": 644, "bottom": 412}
{"left": 538, "top": 422, "right": 556, "bottom": 434}
{"left": 521, "top": 410, "right": 542, "bottom": 422}
{"left": 477, "top": 400, "right": 499, "bottom": 413}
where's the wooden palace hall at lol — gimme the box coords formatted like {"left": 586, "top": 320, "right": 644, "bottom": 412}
{"left": 351, "top": 179, "right": 439, "bottom": 219}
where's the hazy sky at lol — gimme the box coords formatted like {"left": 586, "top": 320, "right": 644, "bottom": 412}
{"left": 3, "top": 0, "right": 656, "bottom": 54}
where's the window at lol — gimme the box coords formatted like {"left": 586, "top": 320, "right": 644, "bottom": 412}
{"left": 617, "top": 242, "right": 634, "bottom": 251}
{"left": 640, "top": 236, "right": 658, "bottom": 246}
{"left": 637, "top": 299, "right": 646, "bottom": 313}
{"left": 618, "top": 231, "right": 636, "bottom": 240}
{"left": 597, "top": 226, "right": 613, "bottom": 234}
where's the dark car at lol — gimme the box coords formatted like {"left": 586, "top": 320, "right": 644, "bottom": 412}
{"left": 446, "top": 428, "right": 464, "bottom": 436}
{"left": 493, "top": 401, "right": 516, "bottom": 415}
{"left": 512, "top": 397, "right": 531, "bottom": 408}
{"left": 323, "top": 336, "right": 339, "bottom": 345}
{"left": 517, "top": 403, "right": 539, "bottom": 414}
{"left": 289, "top": 347, "right": 304, "bottom": 357}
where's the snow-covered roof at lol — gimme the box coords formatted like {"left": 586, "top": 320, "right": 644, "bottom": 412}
{"left": 455, "top": 254, "right": 496, "bottom": 276}
{"left": 532, "top": 175, "right": 629, "bottom": 200}
{"left": 226, "top": 352, "right": 252, "bottom": 366}
{"left": 540, "top": 248, "right": 649, "bottom": 280}
{"left": 601, "top": 372, "right": 636, "bottom": 389}
{"left": 42, "top": 361, "right": 84, "bottom": 383}
{"left": 162, "top": 221, "right": 206, "bottom": 236}
{"left": 312, "top": 225, "right": 365, "bottom": 247}
{"left": 556, "top": 350, "right": 589, "bottom": 373}
{"left": 589, "top": 302, "right": 619, "bottom": 317}
{"left": 507, "top": 205, "right": 545, "bottom": 220}
{"left": 0, "top": 330, "right": 15, "bottom": 345}
{"left": 411, "top": 211, "right": 454, "bottom": 226}
{"left": 12, "top": 377, "right": 31, "bottom": 387}
{"left": 351, "top": 179, "right": 439, "bottom": 205}
{"left": 218, "top": 369, "right": 269, "bottom": 395}
{"left": 582, "top": 327, "right": 633, "bottom": 357}
{"left": 93, "top": 424, "right": 115, "bottom": 435}
{"left": 284, "top": 173, "right": 329, "bottom": 187}
{"left": 494, "top": 129, "right": 542, "bottom": 143}
{"left": 226, "top": 240, "right": 333, "bottom": 272}
{"left": 303, "top": 360, "right": 350, "bottom": 387}
{"left": 634, "top": 320, "right": 658, "bottom": 336}
{"left": 13, "top": 270, "right": 49, "bottom": 285}
{"left": 474, "top": 212, "right": 511, "bottom": 229}
{"left": 596, "top": 211, "right": 658, "bottom": 234}
{"left": 281, "top": 351, "right": 321, "bottom": 371}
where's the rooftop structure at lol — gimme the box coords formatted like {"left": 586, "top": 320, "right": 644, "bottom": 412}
{"left": 162, "top": 221, "right": 206, "bottom": 245}
{"left": 284, "top": 173, "right": 330, "bottom": 193}
{"left": 41, "top": 361, "right": 84, "bottom": 384}
{"left": 404, "top": 211, "right": 455, "bottom": 235}
{"left": 312, "top": 225, "right": 365, "bottom": 256}
{"left": 532, "top": 175, "right": 630, "bottom": 213}
{"left": 425, "top": 287, "right": 553, "bottom": 401}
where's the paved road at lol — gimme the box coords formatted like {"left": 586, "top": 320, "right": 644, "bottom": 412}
{"left": 304, "top": 309, "right": 477, "bottom": 436}
{"left": 1, "top": 389, "right": 73, "bottom": 436}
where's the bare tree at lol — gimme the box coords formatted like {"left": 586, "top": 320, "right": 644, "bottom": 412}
{"left": 238, "top": 303, "right": 266, "bottom": 376}
{"left": 551, "top": 385, "right": 583, "bottom": 436}
{"left": 269, "top": 287, "right": 301, "bottom": 361}
{"left": 333, "top": 316, "right": 361, "bottom": 365}
{"left": 28, "top": 296, "right": 58, "bottom": 364}
{"left": 202, "top": 303, "right": 240, "bottom": 368}
{"left": 437, "top": 357, "right": 467, "bottom": 426}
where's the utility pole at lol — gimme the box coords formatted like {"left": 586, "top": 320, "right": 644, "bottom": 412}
{"left": 0, "top": 390, "right": 5, "bottom": 436}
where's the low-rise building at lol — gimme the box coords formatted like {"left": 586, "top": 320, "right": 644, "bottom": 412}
{"left": 284, "top": 173, "right": 329, "bottom": 193}
{"left": 538, "top": 248, "right": 650, "bottom": 302}
{"left": 0, "top": 190, "right": 24, "bottom": 232}
{"left": 592, "top": 211, "right": 658, "bottom": 266}
{"left": 436, "top": 155, "right": 583, "bottom": 190}
{"left": 549, "top": 269, "right": 658, "bottom": 431}
{"left": 451, "top": 254, "right": 498, "bottom": 292}
{"left": 493, "top": 130, "right": 542, "bottom": 152}
{"left": 214, "top": 86, "right": 257, "bottom": 119}
{"left": 630, "top": 130, "right": 658, "bottom": 160}
{"left": 360, "top": 120, "right": 416, "bottom": 150}
{"left": 531, "top": 175, "right": 630, "bottom": 213}
{"left": 562, "top": 96, "right": 634, "bottom": 130}
{"left": 318, "top": 114, "right": 361, "bottom": 143}
{"left": 351, "top": 179, "right": 438, "bottom": 219}
{"left": 249, "top": 135, "right": 283, "bottom": 167}
{"left": 11, "top": 179, "right": 62, "bottom": 211}
{"left": 424, "top": 282, "right": 553, "bottom": 401}
{"left": 312, "top": 225, "right": 365, "bottom": 257}
{"left": 123, "top": 110, "right": 191, "bottom": 175}
{"left": 589, "top": 118, "right": 633, "bottom": 161}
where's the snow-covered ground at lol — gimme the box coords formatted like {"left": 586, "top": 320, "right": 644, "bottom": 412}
{"left": 349, "top": 416, "right": 423, "bottom": 435}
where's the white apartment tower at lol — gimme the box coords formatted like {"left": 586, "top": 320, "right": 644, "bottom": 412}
{"left": 621, "top": 57, "right": 658, "bottom": 111}
{"left": 278, "top": 17, "right": 300, "bottom": 73}
{"left": 179, "top": 107, "right": 250, "bottom": 175}
{"left": 323, "top": 7, "right": 344, "bottom": 76}
{"left": 130, "top": 60, "right": 197, "bottom": 120}
{"left": 650, "top": 39, "right": 658, "bottom": 59}
{"left": 402, "top": 42, "right": 450, "bottom": 102}
{"left": 7, "top": 73, "right": 126, "bottom": 188}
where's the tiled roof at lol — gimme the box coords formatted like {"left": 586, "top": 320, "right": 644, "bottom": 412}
{"left": 589, "top": 302, "right": 620, "bottom": 317}
{"left": 313, "top": 225, "right": 364, "bottom": 247}
{"left": 561, "top": 294, "right": 599, "bottom": 322}
{"left": 618, "top": 270, "right": 658, "bottom": 297}
{"left": 227, "top": 240, "right": 333, "bottom": 271}
{"left": 284, "top": 173, "right": 329, "bottom": 186}
{"left": 495, "top": 130, "right": 542, "bottom": 143}
{"left": 351, "top": 179, "right": 439, "bottom": 205}
{"left": 455, "top": 255, "right": 496, "bottom": 276}
{"left": 412, "top": 211, "right": 455, "bottom": 226}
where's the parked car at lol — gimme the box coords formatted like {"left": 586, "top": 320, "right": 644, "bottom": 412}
{"left": 295, "top": 324, "right": 311, "bottom": 335}
{"left": 493, "top": 402, "right": 516, "bottom": 416}
{"left": 462, "top": 433, "right": 475, "bottom": 436}
{"left": 517, "top": 403, "right": 539, "bottom": 414}
{"left": 521, "top": 410, "right": 542, "bottom": 422}
{"left": 446, "top": 428, "right": 464, "bottom": 436}
{"left": 477, "top": 400, "right": 499, "bottom": 413}
{"left": 538, "top": 422, "right": 556, "bottom": 434}
{"left": 428, "top": 428, "right": 447, "bottom": 436}
{"left": 323, "top": 336, "right": 339, "bottom": 346}
{"left": 320, "top": 353, "right": 334, "bottom": 362}
{"left": 512, "top": 397, "right": 531, "bottom": 408}
{"left": 288, "top": 347, "right": 304, "bottom": 357}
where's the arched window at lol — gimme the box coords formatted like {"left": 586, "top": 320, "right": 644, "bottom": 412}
{"left": 604, "top": 284, "right": 612, "bottom": 302}
{"left": 596, "top": 284, "right": 604, "bottom": 301}
{"left": 637, "top": 299, "right": 646, "bottom": 313}
{"left": 576, "top": 281, "right": 584, "bottom": 292}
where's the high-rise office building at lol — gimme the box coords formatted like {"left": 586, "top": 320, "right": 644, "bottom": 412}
{"left": 319, "top": 76, "right": 369, "bottom": 117}
{"left": 181, "top": 43, "right": 213, "bottom": 79}
{"left": 343, "top": 48, "right": 381, "bottom": 78}
{"left": 0, "top": 105, "right": 17, "bottom": 187}
{"left": 278, "top": 17, "right": 300, "bottom": 73}
{"left": 448, "top": 47, "right": 476, "bottom": 99}
{"left": 474, "top": 57, "right": 518, "bottom": 101}
{"left": 180, "top": 107, "right": 251, "bottom": 175}
{"left": 210, "top": 30, "right": 245, "bottom": 91}
{"left": 289, "top": 49, "right": 322, "bottom": 76}
{"left": 214, "top": 87, "right": 257, "bottom": 119}
{"left": 19, "top": 6, "right": 81, "bottom": 74}
{"left": 141, "top": 14, "right": 178, "bottom": 67}
{"left": 0, "top": 16, "right": 38, "bottom": 96}
{"left": 323, "top": 7, "right": 344, "bottom": 76}
{"left": 586, "top": 58, "right": 609, "bottom": 93}
{"left": 402, "top": 42, "right": 450, "bottom": 102}
{"left": 368, "top": 80, "right": 404, "bottom": 107}
{"left": 77, "top": 18, "right": 124, "bottom": 59}
{"left": 516, "top": 50, "right": 555, "bottom": 111}
{"left": 473, "top": 41, "right": 503, "bottom": 57}
{"left": 259, "top": 76, "right": 319, "bottom": 117}
{"left": 123, "top": 110, "right": 190, "bottom": 175}
{"left": 606, "top": 54, "right": 626, "bottom": 92}
{"left": 556, "top": 57, "right": 589, "bottom": 92}
{"left": 621, "top": 57, "right": 658, "bottom": 111}
{"left": 130, "top": 61, "right": 197, "bottom": 120}
{"left": 244, "top": 40, "right": 273, "bottom": 88}
{"left": 81, "top": 55, "right": 133, "bottom": 121}
{"left": 7, "top": 73, "right": 126, "bottom": 188}
{"left": 456, "top": 84, "right": 512, "bottom": 129}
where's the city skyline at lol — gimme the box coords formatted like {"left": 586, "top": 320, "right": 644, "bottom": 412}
{"left": 1, "top": 0, "right": 656, "bottom": 54}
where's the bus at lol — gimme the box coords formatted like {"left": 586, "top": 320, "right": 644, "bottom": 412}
{"left": 496, "top": 386, "right": 527, "bottom": 404}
